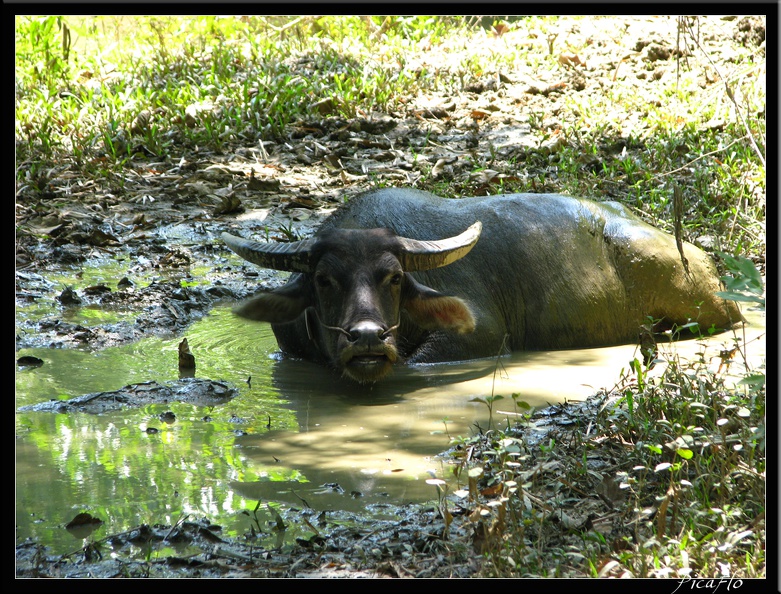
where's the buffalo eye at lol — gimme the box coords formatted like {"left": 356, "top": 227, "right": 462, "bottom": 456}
{"left": 389, "top": 273, "right": 403, "bottom": 286}
{"left": 315, "top": 274, "right": 332, "bottom": 289}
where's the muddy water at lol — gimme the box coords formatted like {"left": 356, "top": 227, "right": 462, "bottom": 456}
{"left": 15, "top": 304, "right": 765, "bottom": 556}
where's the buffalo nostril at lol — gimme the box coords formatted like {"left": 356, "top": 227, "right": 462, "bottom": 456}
{"left": 348, "top": 321, "right": 385, "bottom": 343}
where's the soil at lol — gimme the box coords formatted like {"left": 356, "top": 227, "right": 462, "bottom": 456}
{"left": 15, "top": 16, "right": 765, "bottom": 578}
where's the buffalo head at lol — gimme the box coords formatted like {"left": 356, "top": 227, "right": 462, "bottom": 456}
{"left": 222, "top": 222, "right": 481, "bottom": 383}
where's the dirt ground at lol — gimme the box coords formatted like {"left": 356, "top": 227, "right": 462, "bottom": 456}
{"left": 15, "top": 16, "right": 765, "bottom": 578}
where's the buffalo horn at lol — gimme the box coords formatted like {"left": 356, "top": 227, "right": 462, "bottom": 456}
{"left": 223, "top": 221, "right": 482, "bottom": 274}
{"left": 221, "top": 232, "right": 318, "bottom": 273}
{"left": 396, "top": 221, "right": 482, "bottom": 271}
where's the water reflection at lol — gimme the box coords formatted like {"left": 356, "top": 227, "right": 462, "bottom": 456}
{"left": 16, "top": 305, "right": 765, "bottom": 556}
{"left": 270, "top": 355, "right": 497, "bottom": 402}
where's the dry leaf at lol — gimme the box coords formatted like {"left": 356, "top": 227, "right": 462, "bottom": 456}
{"left": 248, "top": 172, "right": 280, "bottom": 192}
{"left": 130, "top": 110, "right": 151, "bottom": 135}
{"left": 89, "top": 228, "right": 121, "bottom": 246}
{"left": 323, "top": 153, "right": 343, "bottom": 170}
{"left": 492, "top": 23, "right": 510, "bottom": 37}
{"left": 539, "top": 132, "right": 566, "bottom": 154}
{"left": 213, "top": 194, "right": 242, "bottom": 215}
{"left": 480, "top": 483, "right": 503, "bottom": 497}
{"left": 310, "top": 97, "right": 336, "bottom": 115}
{"left": 287, "top": 196, "right": 320, "bottom": 209}
{"left": 471, "top": 169, "right": 500, "bottom": 184}
{"left": 415, "top": 106, "right": 448, "bottom": 119}
{"left": 430, "top": 158, "right": 450, "bottom": 178}
{"left": 28, "top": 223, "right": 65, "bottom": 237}
{"left": 596, "top": 475, "right": 627, "bottom": 507}
{"left": 559, "top": 52, "right": 584, "bottom": 67}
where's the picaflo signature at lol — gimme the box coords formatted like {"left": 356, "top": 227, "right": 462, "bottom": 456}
{"left": 671, "top": 577, "right": 744, "bottom": 594}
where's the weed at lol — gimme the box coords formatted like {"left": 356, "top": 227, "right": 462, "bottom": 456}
{"left": 444, "top": 256, "right": 763, "bottom": 577}
{"left": 470, "top": 394, "right": 504, "bottom": 431}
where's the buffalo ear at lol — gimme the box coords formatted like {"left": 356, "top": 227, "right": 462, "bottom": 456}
{"left": 402, "top": 274, "right": 476, "bottom": 334}
{"left": 233, "top": 275, "right": 311, "bottom": 323}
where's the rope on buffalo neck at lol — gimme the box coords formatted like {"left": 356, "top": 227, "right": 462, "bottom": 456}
{"left": 304, "top": 308, "right": 399, "bottom": 342}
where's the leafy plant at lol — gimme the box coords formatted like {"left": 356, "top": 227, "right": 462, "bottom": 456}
{"left": 716, "top": 252, "right": 765, "bottom": 309}
{"left": 470, "top": 394, "right": 504, "bottom": 430}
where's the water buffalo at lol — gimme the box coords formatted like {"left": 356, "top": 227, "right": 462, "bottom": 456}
{"left": 222, "top": 188, "right": 741, "bottom": 383}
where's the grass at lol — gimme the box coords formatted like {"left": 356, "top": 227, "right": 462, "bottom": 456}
{"left": 16, "top": 16, "right": 765, "bottom": 260}
{"left": 442, "top": 337, "right": 765, "bottom": 577}
{"left": 16, "top": 16, "right": 471, "bottom": 169}
{"left": 15, "top": 15, "right": 766, "bottom": 578}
